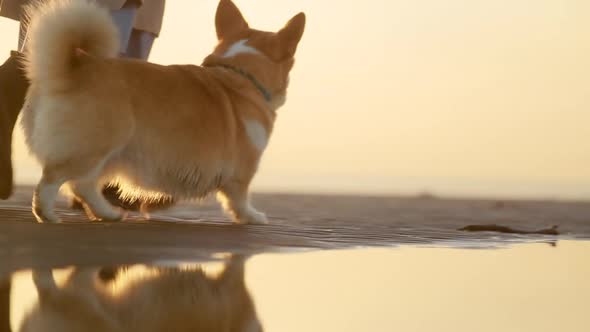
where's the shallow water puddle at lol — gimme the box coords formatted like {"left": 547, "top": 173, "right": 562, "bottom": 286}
{"left": 7, "top": 240, "right": 590, "bottom": 332}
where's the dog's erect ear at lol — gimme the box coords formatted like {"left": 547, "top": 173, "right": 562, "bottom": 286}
{"left": 216, "top": 0, "right": 249, "bottom": 40}
{"left": 278, "top": 12, "right": 306, "bottom": 59}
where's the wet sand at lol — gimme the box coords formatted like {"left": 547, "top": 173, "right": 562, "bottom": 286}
{"left": 0, "top": 186, "right": 588, "bottom": 276}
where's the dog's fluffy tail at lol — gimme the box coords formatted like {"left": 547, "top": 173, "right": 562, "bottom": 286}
{"left": 23, "top": 0, "right": 119, "bottom": 88}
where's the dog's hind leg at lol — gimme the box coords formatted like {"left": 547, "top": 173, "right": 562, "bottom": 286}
{"left": 33, "top": 156, "right": 121, "bottom": 223}
{"left": 69, "top": 179, "right": 124, "bottom": 222}
{"left": 33, "top": 168, "right": 67, "bottom": 223}
{"left": 26, "top": 95, "right": 134, "bottom": 222}
{"left": 31, "top": 269, "right": 58, "bottom": 299}
{"left": 67, "top": 160, "right": 124, "bottom": 222}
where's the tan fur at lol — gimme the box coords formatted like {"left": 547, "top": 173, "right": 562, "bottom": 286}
{"left": 21, "top": 256, "right": 262, "bottom": 332}
{"left": 21, "top": 0, "right": 306, "bottom": 223}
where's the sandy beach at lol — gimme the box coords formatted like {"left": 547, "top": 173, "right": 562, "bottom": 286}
{"left": 0, "top": 186, "right": 588, "bottom": 277}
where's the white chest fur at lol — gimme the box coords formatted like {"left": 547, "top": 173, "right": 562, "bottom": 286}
{"left": 243, "top": 119, "right": 268, "bottom": 152}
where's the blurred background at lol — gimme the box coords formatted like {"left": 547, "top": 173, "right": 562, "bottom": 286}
{"left": 1, "top": 0, "right": 588, "bottom": 200}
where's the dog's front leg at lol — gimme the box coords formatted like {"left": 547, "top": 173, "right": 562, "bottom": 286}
{"left": 217, "top": 181, "right": 268, "bottom": 225}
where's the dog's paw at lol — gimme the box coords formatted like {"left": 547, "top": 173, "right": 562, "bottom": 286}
{"left": 32, "top": 205, "right": 61, "bottom": 223}
{"left": 90, "top": 208, "right": 126, "bottom": 222}
{"left": 236, "top": 208, "right": 268, "bottom": 225}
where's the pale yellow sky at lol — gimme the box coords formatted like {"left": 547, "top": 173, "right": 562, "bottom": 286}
{"left": 1, "top": 0, "right": 589, "bottom": 199}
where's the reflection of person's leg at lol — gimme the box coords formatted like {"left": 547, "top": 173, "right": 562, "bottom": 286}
{"left": 0, "top": 278, "right": 10, "bottom": 332}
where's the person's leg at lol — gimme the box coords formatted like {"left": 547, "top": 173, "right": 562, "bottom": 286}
{"left": 0, "top": 278, "right": 10, "bottom": 332}
{"left": 122, "top": 29, "right": 156, "bottom": 61}
{"left": 18, "top": 2, "right": 140, "bottom": 53}
{"left": 0, "top": 50, "right": 28, "bottom": 199}
{"left": 109, "top": 2, "right": 140, "bottom": 56}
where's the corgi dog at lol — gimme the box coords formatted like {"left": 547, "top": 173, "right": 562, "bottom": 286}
{"left": 21, "top": 0, "right": 305, "bottom": 224}
{"left": 21, "top": 256, "right": 263, "bottom": 332}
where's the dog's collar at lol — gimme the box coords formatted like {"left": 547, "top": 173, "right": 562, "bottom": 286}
{"left": 209, "top": 64, "right": 272, "bottom": 102}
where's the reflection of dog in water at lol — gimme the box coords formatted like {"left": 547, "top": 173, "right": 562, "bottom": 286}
{"left": 21, "top": 256, "right": 262, "bottom": 332}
